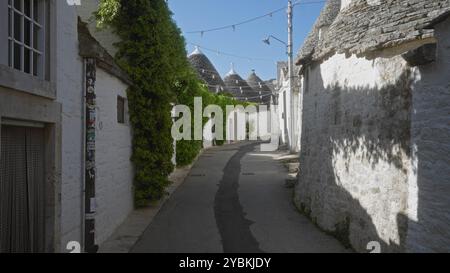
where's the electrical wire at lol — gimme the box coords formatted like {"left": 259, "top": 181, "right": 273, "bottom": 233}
{"left": 205, "top": 85, "right": 271, "bottom": 91}
{"left": 188, "top": 43, "right": 275, "bottom": 62}
{"left": 185, "top": 0, "right": 326, "bottom": 35}
{"left": 202, "top": 84, "right": 275, "bottom": 99}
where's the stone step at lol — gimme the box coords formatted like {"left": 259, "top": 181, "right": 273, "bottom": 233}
{"left": 285, "top": 173, "right": 298, "bottom": 189}
{"left": 287, "top": 162, "right": 300, "bottom": 173}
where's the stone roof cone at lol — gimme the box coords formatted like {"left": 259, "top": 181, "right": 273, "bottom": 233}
{"left": 246, "top": 69, "right": 273, "bottom": 104}
{"left": 188, "top": 46, "right": 225, "bottom": 93}
{"left": 223, "top": 63, "right": 258, "bottom": 102}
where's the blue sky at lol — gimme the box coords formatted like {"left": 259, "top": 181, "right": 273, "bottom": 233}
{"left": 168, "top": 0, "right": 325, "bottom": 81}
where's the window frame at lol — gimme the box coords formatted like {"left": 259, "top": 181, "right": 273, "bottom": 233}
{"left": 7, "top": 0, "right": 47, "bottom": 79}
{"left": 0, "top": 0, "right": 55, "bottom": 100}
{"left": 117, "top": 96, "right": 126, "bottom": 124}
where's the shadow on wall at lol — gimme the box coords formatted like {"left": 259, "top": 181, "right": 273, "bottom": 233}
{"left": 295, "top": 63, "right": 415, "bottom": 253}
{"left": 405, "top": 47, "right": 450, "bottom": 252}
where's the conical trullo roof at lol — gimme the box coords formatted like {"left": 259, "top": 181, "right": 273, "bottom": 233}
{"left": 223, "top": 64, "right": 259, "bottom": 103}
{"left": 188, "top": 46, "right": 225, "bottom": 93}
{"left": 246, "top": 70, "right": 273, "bottom": 105}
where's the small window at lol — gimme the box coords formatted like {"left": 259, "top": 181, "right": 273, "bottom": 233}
{"left": 304, "top": 68, "right": 310, "bottom": 94}
{"left": 117, "top": 96, "right": 125, "bottom": 124}
{"left": 7, "top": 0, "right": 47, "bottom": 78}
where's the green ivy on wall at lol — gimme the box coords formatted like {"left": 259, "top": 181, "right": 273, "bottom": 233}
{"left": 97, "top": 0, "right": 249, "bottom": 207}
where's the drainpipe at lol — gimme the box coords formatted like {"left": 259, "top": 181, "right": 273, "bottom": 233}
{"left": 84, "top": 58, "right": 98, "bottom": 253}
{"left": 80, "top": 59, "right": 86, "bottom": 252}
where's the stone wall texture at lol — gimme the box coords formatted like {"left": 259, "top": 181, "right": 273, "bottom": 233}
{"left": 295, "top": 52, "right": 413, "bottom": 253}
{"left": 295, "top": 52, "right": 412, "bottom": 252}
{"left": 295, "top": 17, "right": 450, "bottom": 253}
{"left": 406, "top": 17, "right": 450, "bottom": 253}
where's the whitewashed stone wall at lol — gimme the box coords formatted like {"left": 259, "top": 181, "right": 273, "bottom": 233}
{"left": 295, "top": 52, "right": 414, "bottom": 252}
{"left": 203, "top": 119, "right": 214, "bottom": 148}
{"left": 95, "top": 68, "right": 134, "bottom": 245}
{"left": 276, "top": 73, "right": 291, "bottom": 145}
{"left": 58, "top": 2, "right": 135, "bottom": 250}
{"left": 56, "top": 2, "right": 85, "bottom": 252}
{"left": 406, "top": 17, "right": 450, "bottom": 253}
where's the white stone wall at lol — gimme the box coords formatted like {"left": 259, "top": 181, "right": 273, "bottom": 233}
{"left": 407, "top": 17, "right": 450, "bottom": 253}
{"left": 276, "top": 70, "right": 302, "bottom": 151}
{"left": 203, "top": 119, "right": 213, "bottom": 148}
{"left": 276, "top": 76, "right": 291, "bottom": 145}
{"left": 295, "top": 52, "right": 414, "bottom": 252}
{"left": 95, "top": 68, "right": 134, "bottom": 245}
{"left": 56, "top": 2, "right": 85, "bottom": 252}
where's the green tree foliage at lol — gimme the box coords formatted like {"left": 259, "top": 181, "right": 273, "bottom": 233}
{"left": 97, "top": 0, "right": 249, "bottom": 206}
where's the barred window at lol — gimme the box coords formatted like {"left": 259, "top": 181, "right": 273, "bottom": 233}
{"left": 7, "top": 0, "right": 47, "bottom": 78}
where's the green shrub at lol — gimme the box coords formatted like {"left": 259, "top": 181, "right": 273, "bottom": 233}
{"left": 97, "top": 0, "right": 250, "bottom": 206}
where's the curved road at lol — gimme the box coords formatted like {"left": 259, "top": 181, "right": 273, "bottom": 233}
{"left": 132, "top": 142, "right": 348, "bottom": 253}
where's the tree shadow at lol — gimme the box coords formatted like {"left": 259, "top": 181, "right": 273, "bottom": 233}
{"left": 295, "top": 61, "right": 414, "bottom": 253}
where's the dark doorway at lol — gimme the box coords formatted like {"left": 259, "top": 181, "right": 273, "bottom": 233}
{"left": 0, "top": 125, "right": 46, "bottom": 253}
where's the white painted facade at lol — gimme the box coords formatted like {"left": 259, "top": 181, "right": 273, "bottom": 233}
{"left": 275, "top": 64, "right": 301, "bottom": 151}
{"left": 94, "top": 68, "right": 133, "bottom": 245}
{"left": 0, "top": 1, "right": 135, "bottom": 252}
{"left": 295, "top": 16, "right": 450, "bottom": 253}
{"left": 276, "top": 70, "right": 290, "bottom": 145}
{"left": 0, "top": 1, "right": 86, "bottom": 253}
{"left": 56, "top": 1, "right": 85, "bottom": 253}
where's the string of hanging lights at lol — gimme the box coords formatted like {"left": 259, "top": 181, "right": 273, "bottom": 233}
{"left": 204, "top": 84, "right": 265, "bottom": 93}
{"left": 188, "top": 43, "right": 275, "bottom": 62}
{"left": 196, "top": 69, "right": 269, "bottom": 89}
{"left": 185, "top": 0, "right": 326, "bottom": 36}
{"left": 234, "top": 92, "right": 275, "bottom": 101}
{"left": 203, "top": 82, "right": 270, "bottom": 91}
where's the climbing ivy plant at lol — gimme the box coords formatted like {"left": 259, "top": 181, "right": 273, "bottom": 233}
{"left": 97, "top": 0, "right": 248, "bottom": 207}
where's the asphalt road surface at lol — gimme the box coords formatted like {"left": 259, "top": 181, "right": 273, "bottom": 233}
{"left": 132, "top": 142, "right": 348, "bottom": 253}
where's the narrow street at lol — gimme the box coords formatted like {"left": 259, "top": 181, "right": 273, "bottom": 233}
{"left": 132, "top": 142, "right": 348, "bottom": 253}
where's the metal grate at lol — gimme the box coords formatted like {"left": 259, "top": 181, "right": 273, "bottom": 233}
{"left": 7, "top": 0, "right": 47, "bottom": 78}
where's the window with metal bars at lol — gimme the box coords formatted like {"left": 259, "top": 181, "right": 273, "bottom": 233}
{"left": 7, "top": 0, "right": 47, "bottom": 78}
